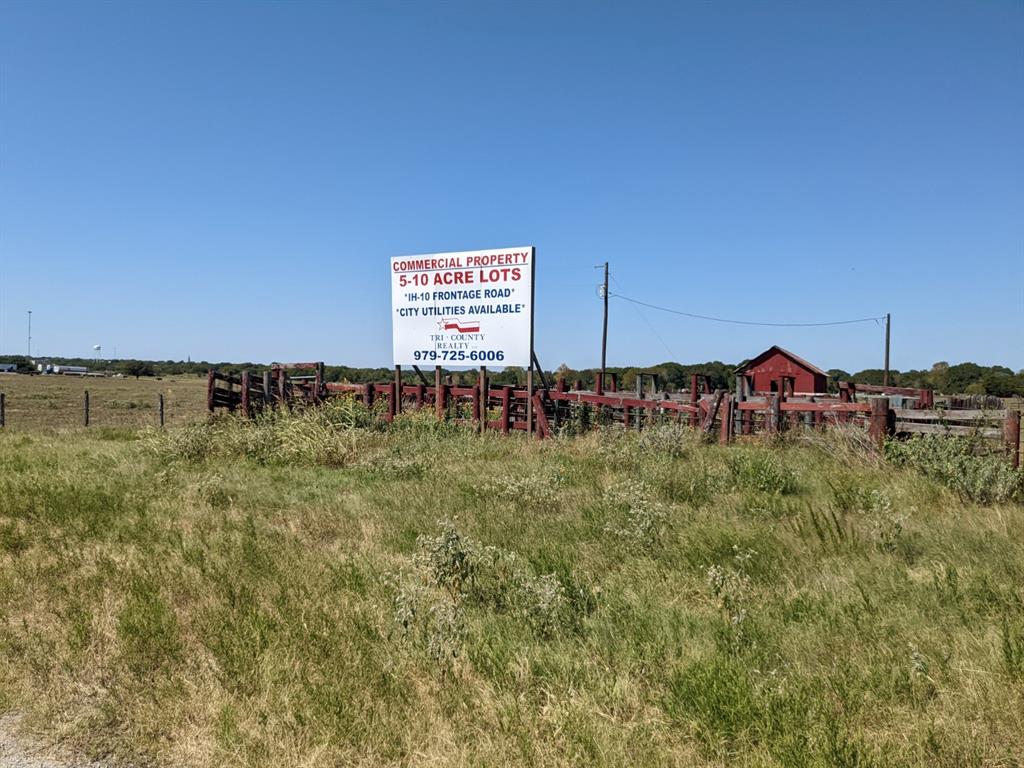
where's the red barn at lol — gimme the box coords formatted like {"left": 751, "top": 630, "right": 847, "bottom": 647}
{"left": 736, "top": 346, "right": 828, "bottom": 396}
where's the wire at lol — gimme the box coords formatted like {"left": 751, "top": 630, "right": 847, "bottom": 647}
{"left": 609, "top": 292, "right": 885, "bottom": 328}
{"left": 609, "top": 275, "right": 677, "bottom": 359}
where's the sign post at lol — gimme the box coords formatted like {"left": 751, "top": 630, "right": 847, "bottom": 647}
{"left": 391, "top": 246, "right": 535, "bottom": 429}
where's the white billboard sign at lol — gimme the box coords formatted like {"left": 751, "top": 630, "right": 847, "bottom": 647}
{"left": 391, "top": 246, "right": 535, "bottom": 367}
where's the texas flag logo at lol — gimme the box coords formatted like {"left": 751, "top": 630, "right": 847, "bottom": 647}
{"left": 438, "top": 318, "right": 480, "bottom": 333}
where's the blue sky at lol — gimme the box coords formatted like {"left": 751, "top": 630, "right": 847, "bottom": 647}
{"left": 1, "top": 0, "right": 1021, "bottom": 371}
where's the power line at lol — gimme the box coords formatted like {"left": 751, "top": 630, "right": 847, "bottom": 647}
{"left": 609, "top": 292, "right": 885, "bottom": 328}
{"left": 609, "top": 275, "right": 676, "bottom": 359}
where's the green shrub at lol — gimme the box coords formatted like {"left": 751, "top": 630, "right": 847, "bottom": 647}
{"left": 602, "top": 478, "right": 669, "bottom": 553}
{"left": 481, "top": 467, "right": 567, "bottom": 509}
{"left": 636, "top": 423, "right": 699, "bottom": 459}
{"left": 399, "top": 520, "right": 584, "bottom": 644}
{"left": 884, "top": 435, "right": 1023, "bottom": 505}
{"left": 414, "top": 518, "right": 480, "bottom": 601}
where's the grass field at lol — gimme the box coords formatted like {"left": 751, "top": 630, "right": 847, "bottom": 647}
{"left": 0, "top": 403, "right": 1022, "bottom": 767}
{"left": 0, "top": 373, "right": 208, "bottom": 430}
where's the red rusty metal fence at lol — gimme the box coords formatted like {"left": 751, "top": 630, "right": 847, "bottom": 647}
{"left": 205, "top": 363, "right": 1021, "bottom": 468}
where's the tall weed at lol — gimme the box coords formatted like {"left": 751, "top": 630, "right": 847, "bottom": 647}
{"left": 727, "top": 451, "right": 798, "bottom": 495}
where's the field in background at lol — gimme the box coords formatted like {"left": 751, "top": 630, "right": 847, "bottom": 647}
{"left": 0, "top": 373, "right": 208, "bottom": 429}
{"left": 0, "top": 409, "right": 1022, "bottom": 767}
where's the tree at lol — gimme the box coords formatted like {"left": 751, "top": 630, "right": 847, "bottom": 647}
{"left": 502, "top": 366, "right": 526, "bottom": 386}
{"left": 852, "top": 369, "right": 886, "bottom": 386}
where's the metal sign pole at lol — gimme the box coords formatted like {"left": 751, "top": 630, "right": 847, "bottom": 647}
{"left": 526, "top": 247, "right": 536, "bottom": 436}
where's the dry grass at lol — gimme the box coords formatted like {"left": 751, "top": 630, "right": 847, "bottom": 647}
{"left": 0, "top": 373, "right": 208, "bottom": 430}
{"left": 1, "top": 415, "right": 1023, "bottom": 767}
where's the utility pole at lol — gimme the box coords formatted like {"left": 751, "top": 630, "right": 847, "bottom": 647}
{"left": 27, "top": 310, "right": 32, "bottom": 359}
{"left": 598, "top": 262, "right": 609, "bottom": 395}
{"left": 883, "top": 312, "right": 891, "bottom": 387}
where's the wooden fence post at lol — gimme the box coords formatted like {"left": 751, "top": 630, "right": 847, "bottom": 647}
{"left": 532, "top": 393, "right": 549, "bottom": 439}
{"left": 479, "top": 367, "right": 487, "bottom": 433}
{"left": 719, "top": 394, "right": 732, "bottom": 445}
{"left": 501, "top": 386, "right": 512, "bottom": 434}
{"left": 241, "top": 371, "right": 251, "bottom": 418}
{"left": 394, "top": 366, "right": 402, "bottom": 415}
{"left": 690, "top": 374, "right": 699, "bottom": 427}
{"left": 838, "top": 382, "right": 850, "bottom": 424}
{"left": 0, "top": 392, "right": 5, "bottom": 428}
{"left": 387, "top": 382, "right": 397, "bottom": 422}
{"left": 555, "top": 378, "right": 567, "bottom": 429}
{"left": 766, "top": 393, "right": 780, "bottom": 434}
{"left": 735, "top": 375, "right": 747, "bottom": 436}
{"left": 83, "top": 390, "right": 90, "bottom": 427}
{"left": 785, "top": 386, "right": 799, "bottom": 430}
{"left": 868, "top": 397, "right": 891, "bottom": 447}
{"left": 1004, "top": 409, "right": 1021, "bottom": 469}
{"left": 159, "top": 393, "right": 165, "bottom": 427}
{"left": 263, "top": 371, "right": 273, "bottom": 407}
{"left": 207, "top": 370, "right": 215, "bottom": 412}
{"left": 526, "top": 368, "right": 534, "bottom": 437}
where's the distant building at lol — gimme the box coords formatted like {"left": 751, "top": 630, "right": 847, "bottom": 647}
{"left": 735, "top": 346, "right": 828, "bottom": 396}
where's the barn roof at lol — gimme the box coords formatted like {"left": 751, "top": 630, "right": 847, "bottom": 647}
{"left": 734, "top": 346, "right": 828, "bottom": 377}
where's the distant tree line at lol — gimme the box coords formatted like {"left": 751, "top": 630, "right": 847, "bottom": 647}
{"left": 2, "top": 355, "right": 1022, "bottom": 397}
{"left": 827, "top": 361, "right": 1024, "bottom": 397}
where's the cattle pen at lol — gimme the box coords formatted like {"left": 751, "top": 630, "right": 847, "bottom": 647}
{"left": 206, "top": 362, "right": 1022, "bottom": 468}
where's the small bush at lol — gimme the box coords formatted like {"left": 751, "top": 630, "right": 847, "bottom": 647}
{"left": 636, "top": 423, "right": 699, "bottom": 459}
{"left": 863, "top": 490, "right": 908, "bottom": 554}
{"left": 885, "top": 434, "right": 1023, "bottom": 505}
{"left": 395, "top": 520, "right": 585, "bottom": 649}
{"left": 424, "top": 600, "right": 466, "bottom": 676}
{"left": 481, "top": 467, "right": 567, "bottom": 509}
{"left": 603, "top": 478, "right": 669, "bottom": 553}
{"left": 517, "top": 573, "right": 570, "bottom": 639}
{"left": 706, "top": 546, "right": 757, "bottom": 655}
{"left": 414, "top": 518, "right": 479, "bottom": 600}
